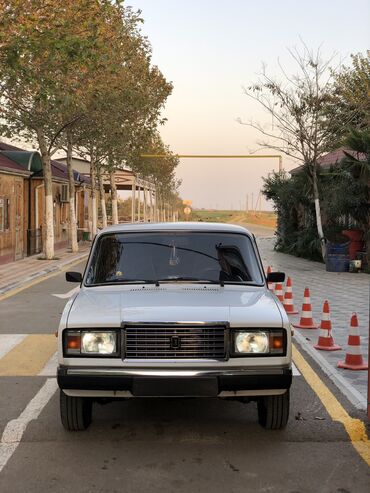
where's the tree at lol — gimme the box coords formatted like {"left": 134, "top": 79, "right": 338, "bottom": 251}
{"left": 329, "top": 51, "right": 370, "bottom": 143}
{"left": 73, "top": 5, "right": 172, "bottom": 229}
{"left": 240, "top": 45, "right": 347, "bottom": 259}
{"left": 130, "top": 132, "right": 181, "bottom": 219}
{"left": 342, "top": 128, "right": 370, "bottom": 181}
{"left": 0, "top": 0, "right": 119, "bottom": 257}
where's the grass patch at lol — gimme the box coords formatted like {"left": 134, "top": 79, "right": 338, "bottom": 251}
{"left": 191, "top": 210, "right": 277, "bottom": 229}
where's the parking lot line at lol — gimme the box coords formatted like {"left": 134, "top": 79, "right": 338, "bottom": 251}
{"left": 292, "top": 345, "right": 370, "bottom": 466}
{"left": 0, "top": 335, "right": 57, "bottom": 376}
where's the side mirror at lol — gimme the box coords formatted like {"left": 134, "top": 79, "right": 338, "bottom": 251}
{"left": 66, "top": 271, "right": 83, "bottom": 283}
{"left": 267, "top": 272, "right": 285, "bottom": 283}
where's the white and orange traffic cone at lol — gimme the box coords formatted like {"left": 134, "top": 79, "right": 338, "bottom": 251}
{"left": 338, "top": 313, "right": 368, "bottom": 370}
{"left": 283, "top": 277, "right": 298, "bottom": 315}
{"left": 275, "top": 281, "right": 284, "bottom": 303}
{"left": 267, "top": 266, "right": 275, "bottom": 292}
{"left": 293, "top": 287, "right": 319, "bottom": 329}
{"left": 314, "top": 300, "right": 341, "bottom": 351}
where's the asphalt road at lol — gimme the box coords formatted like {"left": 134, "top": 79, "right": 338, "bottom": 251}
{"left": 0, "top": 257, "right": 369, "bottom": 492}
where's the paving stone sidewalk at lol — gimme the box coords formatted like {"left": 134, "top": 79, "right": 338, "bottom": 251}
{"left": 257, "top": 236, "right": 369, "bottom": 404}
{"left": 0, "top": 243, "right": 90, "bottom": 295}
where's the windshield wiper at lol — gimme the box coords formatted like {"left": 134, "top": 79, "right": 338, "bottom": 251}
{"left": 222, "top": 281, "right": 261, "bottom": 286}
{"left": 100, "top": 279, "right": 161, "bottom": 286}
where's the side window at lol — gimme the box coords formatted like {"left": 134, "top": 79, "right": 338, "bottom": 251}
{"left": 0, "top": 197, "right": 10, "bottom": 233}
{"left": 84, "top": 192, "right": 89, "bottom": 220}
{"left": 5, "top": 198, "right": 9, "bottom": 230}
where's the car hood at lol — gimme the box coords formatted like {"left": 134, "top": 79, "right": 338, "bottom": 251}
{"left": 67, "top": 285, "right": 284, "bottom": 328}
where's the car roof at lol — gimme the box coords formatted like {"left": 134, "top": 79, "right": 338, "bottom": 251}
{"left": 97, "top": 221, "right": 253, "bottom": 237}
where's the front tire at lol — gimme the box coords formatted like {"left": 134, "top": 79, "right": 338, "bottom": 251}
{"left": 60, "top": 390, "right": 92, "bottom": 431}
{"left": 257, "top": 391, "right": 289, "bottom": 430}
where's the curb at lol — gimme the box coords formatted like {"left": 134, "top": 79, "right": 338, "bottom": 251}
{"left": 0, "top": 252, "right": 89, "bottom": 297}
{"left": 293, "top": 330, "right": 367, "bottom": 411}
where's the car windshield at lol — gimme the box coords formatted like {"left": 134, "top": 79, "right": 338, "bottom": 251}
{"left": 85, "top": 231, "right": 264, "bottom": 286}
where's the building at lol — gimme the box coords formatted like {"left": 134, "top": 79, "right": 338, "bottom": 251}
{"left": 57, "top": 155, "right": 158, "bottom": 223}
{"left": 290, "top": 148, "right": 367, "bottom": 175}
{"left": 0, "top": 142, "right": 94, "bottom": 264}
{"left": 0, "top": 151, "right": 31, "bottom": 264}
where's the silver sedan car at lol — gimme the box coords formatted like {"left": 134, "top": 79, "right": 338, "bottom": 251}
{"left": 57, "top": 222, "right": 291, "bottom": 430}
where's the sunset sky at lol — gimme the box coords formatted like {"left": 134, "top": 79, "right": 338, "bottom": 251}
{"left": 128, "top": 0, "right": 369, "bottom": 210}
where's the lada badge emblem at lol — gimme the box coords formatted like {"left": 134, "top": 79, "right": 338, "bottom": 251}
{"left": 170, "top": 335, "right": 181, "bottom": 349}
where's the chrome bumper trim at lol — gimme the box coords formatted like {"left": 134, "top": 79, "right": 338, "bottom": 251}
{"left": 66, "top": 367, "right": 289, "bottom": 378}
{"left": 63, "top": 388, "right": 287, "bottom": 398}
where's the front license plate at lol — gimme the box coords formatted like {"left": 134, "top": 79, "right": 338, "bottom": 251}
{"left": 132, "top": 377, "right": 218, "bottom": 397}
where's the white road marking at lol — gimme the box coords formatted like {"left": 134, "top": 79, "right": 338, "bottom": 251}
{"left": 52, "top": 286, "right": 79, "bottom": 299}
{"left": 0, "top": 378, "right": 58, "bottom": 473}
{"left": 292, "top": 363, "right": 300, "bottom": 376}
{"left": 38, "top": 352, "right": 58, "bottom": 376}
{"left": 0, "top": 335, "right": 27, "bottom": 359}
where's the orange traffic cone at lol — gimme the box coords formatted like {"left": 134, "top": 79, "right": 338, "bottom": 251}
{"left": 338, "top": 313, "right": 368, "bottom": 370}
{"left": 267, "top": 266, "right": 274, "bottom": 292}
{"left": 314, "top": 301, "right": 341, "bottom": 351}
{"left": 283, "top": 277, "right": 298, "bottom": 315}
{"left": 275, "top": 282, "right": 284, "bottom": 302}
{"left": 293, "top": 287, "right": 319, "bottom": 329}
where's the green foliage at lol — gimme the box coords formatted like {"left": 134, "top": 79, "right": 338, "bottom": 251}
{"left": 341, "top": 128, "right": 370, "bottom": 182}
{"left": 329, "top": 51, "right": 370, "bottom": 143}
{"left": 262, "top": 171, "right": 322, "bottom": 261}
{"left": 130, "top": 132, "right": 181, "bottom": 205}
{"left": 321, "top": 167, "right": 369, "bottom": 233}
{"left": 263, "top": 130, "right": 370, "bottom": 262}
{"left": 0, "top": 0, "right": 179, "bottom": 204}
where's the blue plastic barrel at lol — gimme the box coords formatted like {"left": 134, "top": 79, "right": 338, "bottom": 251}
{"left": 325, "top": 254, "right": 350, "bottom": 272}
{"left": 326, "top": 241, "right": 349, "bottom": 255}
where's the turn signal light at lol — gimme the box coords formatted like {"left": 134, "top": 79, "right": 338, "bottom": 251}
{"left": 272, "top": 337, "right": 283, "bottom": 349}
{"left": 269, "top": 332, "right": 285, "bottom": 354}
{"left": 65, "top": 333, "right": 81, "bottom": 354}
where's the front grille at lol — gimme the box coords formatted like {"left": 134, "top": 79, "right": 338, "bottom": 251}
{"left": 124, "top": 325, "right": 226, "bottom": 359}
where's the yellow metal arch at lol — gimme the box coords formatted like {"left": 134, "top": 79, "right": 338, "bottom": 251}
{"left": 140, "top": 154, "right": 283, "bottom": 172}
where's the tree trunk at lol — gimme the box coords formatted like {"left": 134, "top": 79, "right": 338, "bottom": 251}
{"left": 137, "top": 186, "right": 141, "bottom": 222}
{"left": 98, "top": 167, "right": 107, "bottom": 229}
{"left": 149, "top": 188, "right": 153, "bottom": 222}
{"left": 66, "top": 134, "right": 78, "bottom": 252}
{"left": 157, "top": 192, "right": 161, "bottom": 222}
{"left": 90, "top": 156, "right": 97, "bottom": 236}
{"left": 110, "top": 170, "right": 118, "bottom": 225}
{"left": 155, "top": 187, "right": 159, "bottom": 222}
{"left": 131, "top": 178, "right": 136, "bottom": 222}
{"left": 312, "top": 164, "right": 326, "bottom": 260}
{"left": 143, "top": 187, "right": 147, "bottom": 222}
{"left": 36, "top": 128, "right": 54, "bottom": 260}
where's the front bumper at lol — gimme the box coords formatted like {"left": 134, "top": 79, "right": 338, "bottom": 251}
{"left": 57, "top": 366, "right": 292, "bottom": 397}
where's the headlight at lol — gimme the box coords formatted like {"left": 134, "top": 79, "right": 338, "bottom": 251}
{"left": 64, "top": 330, "right": 119, "bottom": 356}
{"left": 81, "top": 332, "right": 116, "bottom": 354}
{"left": 234, "top": 331, "right": 269, "bottom": 354}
